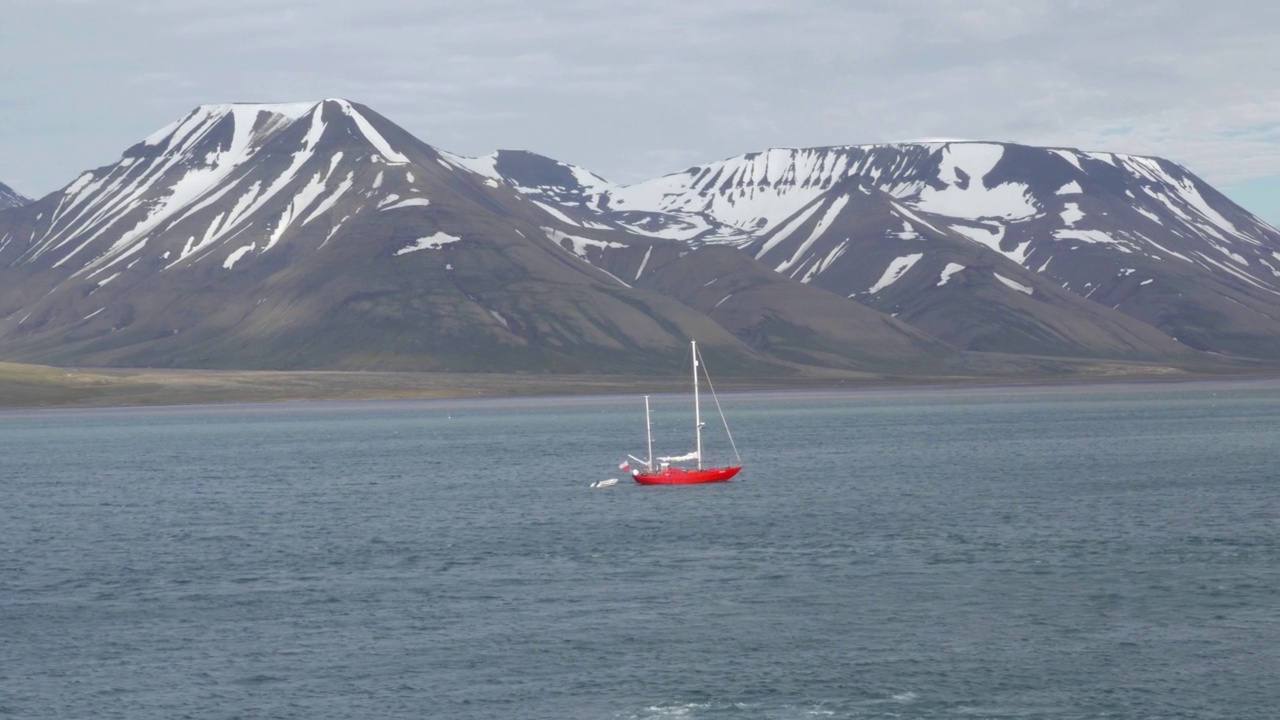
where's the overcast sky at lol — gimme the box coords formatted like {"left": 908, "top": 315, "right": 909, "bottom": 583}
{"left": 3, "top": 0, "right": 1279, "bottom": 223}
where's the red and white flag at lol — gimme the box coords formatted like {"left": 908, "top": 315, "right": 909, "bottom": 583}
{"left": 619, "top": 461, "right": 630, "bottom": 471}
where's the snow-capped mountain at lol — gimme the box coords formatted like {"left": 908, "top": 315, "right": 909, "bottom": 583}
{"left": 0, "top": 100, "right": 719, "bottom": 370}
{"left": 0, "top": 100, "right": 940, "bottom": 373}
{"left": 0, "top": 181, "right": 29, "bottom": 209}
{"left": 481, "top": 142, "right": 1280, "bottom": 360}
{"left": 4, "top": 100, "right": 1280, "bottom": 374}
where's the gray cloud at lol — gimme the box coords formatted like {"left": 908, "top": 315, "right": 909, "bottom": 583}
{"left": 4, "top": 0, "right": 1279, "bottom": 203}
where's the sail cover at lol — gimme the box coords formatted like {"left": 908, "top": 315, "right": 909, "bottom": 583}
{"left": 658, "top": 451, "right": 700, "bottom": 462}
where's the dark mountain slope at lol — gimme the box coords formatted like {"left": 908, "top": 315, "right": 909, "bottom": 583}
{"left": 0, "top": 101, "right": 769, "bottom": 372}
{"left": 743, "top": 179, "right": 1194, "bottom": 360}
{"left": 633, "top": 244, "right": 959, "bottom": 374}
{"left": 5, "top": 103, "right": 1278, "bottom": 377}
{"left": 483, "top": 142, "right": 1280, "bottom": 361}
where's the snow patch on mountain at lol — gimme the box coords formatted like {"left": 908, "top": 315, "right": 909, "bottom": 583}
{"left": 1055, "top": 229, "right": 1131, "bottom": 251}
{"left": 544, "top": 227, "right": 625, "bottom": 258}
{"left": 542, "top": 228, "right": 632, "bottom": 287}
{"left": 336, "top": 100, "right": 409, "bottom": 164}
{"left": 950, "top": 222, "right": 1031, "bottom": 265}
{"left": 302, "top": 172, "right": 355, "bottom": 224}
{"left": 777, "top": 196, "right": 851, "bottom": 275}
{"left": 1134, "top": 206, "right": 1161, "bottom": 225}
{"left": 994, "top": 273, "right": 1033, "bottom": 295}
{"left": 535, "top": 201, "right": 573, "bottom": 224}
{"left": 395, "top": 232, "right": 462, "bottom": 255}
{"left": 380, "top": 197, "right": 431, "bottom": 211}
{"left": 1204, "top": 239, "right": 1249, "bottom": 266}
{"left": 756, "top": 202, "right": 825, "bottom": 259}
{"left": 266, "top": 155, "right": 342, "bottom": 252}
{"left": 866, "top": 253, "right": 923, "bottom": 294}
{"left": 635, "top": 246, "right": 653, "bottom": 279}
{"left": 1173, "top": 178, "right": 1249, "bottom": 241}
{"left": 1087, "top": 152, "right": 1119, "bottom": 168}
{"left": 799, "top": 239, "right": 850, "bottom": 283}
{"left": 224, "top": 243, "right": 256, "bottom": 268}
{"left": 916, "top": 144, "right": 1039, "bottom": 221}
{"left": 890, "top": 202, "right": 946, "bottom": 236}
{"left": 438, "top": 151, "right": 500, "bottom": 181}
{"left": 488, "top": 309, "right": 511, "bottom": 329}
{"left": 937, "top": 263, "right": 965, "bottom": 287}
{"left": 1050, "top": 149, "right": 1084, "bottom": 172}
{"left": 565, "top": 164, "right": 612, "bottom": 194}
{"left": 1193, "top": 252, "right": 1280, "bottom": 294}
{"left": 890, "top": 219, "right": 923, "bottom": 241}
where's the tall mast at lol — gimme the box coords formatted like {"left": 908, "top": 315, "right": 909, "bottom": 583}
{"left": 644, "top": 395, "right": 653, "bottom": 470}
{"left": 692, "top": 340, "right": 703, "bottom": 470}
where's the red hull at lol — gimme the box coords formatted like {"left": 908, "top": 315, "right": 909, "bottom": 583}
{"left": 632, "top": 466, "right": 741, "bottom": 485}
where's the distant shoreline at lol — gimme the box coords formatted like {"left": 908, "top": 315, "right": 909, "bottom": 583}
{"left": 4, "top": 361, "right": 1279, "bottom": 410}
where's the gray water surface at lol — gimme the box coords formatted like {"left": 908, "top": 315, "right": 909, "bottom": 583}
{"left": 2, "top": 381, "right": 1278, "bottom": 718}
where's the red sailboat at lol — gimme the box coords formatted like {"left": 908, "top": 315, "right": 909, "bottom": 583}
{"left": 625, "top": 340, "right": 743, "bottom": 485}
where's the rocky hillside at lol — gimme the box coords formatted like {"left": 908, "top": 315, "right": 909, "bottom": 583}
{"left": 471, "top": 143, "right": 1280, "bottom": 360}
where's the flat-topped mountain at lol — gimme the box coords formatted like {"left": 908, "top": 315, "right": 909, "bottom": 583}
{"left": 471, "top": 142, "right": 1280, "bottom": 360}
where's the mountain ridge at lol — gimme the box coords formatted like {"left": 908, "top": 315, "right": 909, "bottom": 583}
{"left": 474, "top": 140, "right": 1280, "bottom": 360}
{"left": 3, "top": 100, "right": 1279, "bottom": 375}
{"left": 0, "top": 100, "right": 935, "bottom": 374}
{"left": 0, "top": 181, "right": 30, "bottom": 209}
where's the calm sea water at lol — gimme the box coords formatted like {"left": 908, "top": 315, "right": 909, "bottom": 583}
{"left": 2, "top": 380, "right": 1278, "bottom": 719}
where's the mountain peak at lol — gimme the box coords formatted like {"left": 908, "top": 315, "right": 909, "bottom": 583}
{"left": 3, "top": 97, "right": 456, "bottom": 294}
{"left": 136, "top": 98, "right": 411, "bottom": 165}
{"left": 5, "top": 103, "right": 1280, "bottom": 374}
